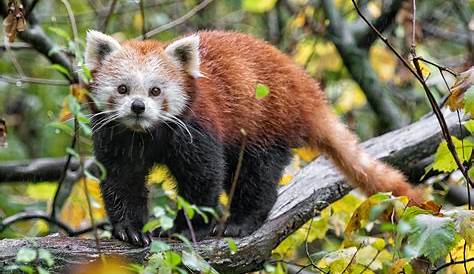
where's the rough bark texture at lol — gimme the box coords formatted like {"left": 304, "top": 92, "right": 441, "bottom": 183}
{"left": 0, "top": 110, "right": 467, "bottom": 273}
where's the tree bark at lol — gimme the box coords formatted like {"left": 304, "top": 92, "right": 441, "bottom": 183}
{"left": 0, "top": 110, "right": 467, "bottom": 273}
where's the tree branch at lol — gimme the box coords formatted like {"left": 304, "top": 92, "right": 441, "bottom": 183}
{"left": 0, "top": 1, "right": 77, "bottom": 83}
{"left": 0, "top": 110, "right": 466, "bottom": 273}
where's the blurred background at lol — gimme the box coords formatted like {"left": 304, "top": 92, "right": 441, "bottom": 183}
{"left": 0, "top": 0, "right": 472, "bottom": 272}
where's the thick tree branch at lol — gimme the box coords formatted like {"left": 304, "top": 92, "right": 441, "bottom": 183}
{"left": 0, "top": 110, "right": 467, "bottom": 273}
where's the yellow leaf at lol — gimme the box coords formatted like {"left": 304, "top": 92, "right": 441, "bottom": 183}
{"left": 279, "top": 174, "right": 293, "bottom": 185}
{"left": 334, "top": 81, "right": 367, "bottom": 114}
{"left": 26, "top": 183, "right": 57, "bottom": 201}
{"left": 219, "top": 192, "right": 229, "bottom": 206}
{"left": 58, "top": 99, "right": 72, "bottom": 122}
{"left": 70, "top": 255, "right": 133, "bottom": 274}
{"left": 370, "top": 45, "right": 397, "bottom": 81}
{"left": 447, "top": 66, "right": 474, "bottom": 111}
{"left": 70, "top": 84, "right": 88, "bottom": 103}
{"left": 294, "top": 146, "right": 319, "bottom": 162}
{"left": 60, "top": 178, "right": 106, "bottom": 229}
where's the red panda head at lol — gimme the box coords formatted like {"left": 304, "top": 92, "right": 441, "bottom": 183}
{"left": 85, "top": 30, "right": 201, "bottom": 131}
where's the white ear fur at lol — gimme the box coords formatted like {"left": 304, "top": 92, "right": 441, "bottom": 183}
{"left": 164, "top": 34, "right": 201, "bottom": 78}
{"left": 85, "top": 30, "right": 121, "bottom": 71}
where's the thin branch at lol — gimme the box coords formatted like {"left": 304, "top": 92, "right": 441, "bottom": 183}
{"left": 431, "top": 257, "right": 474, "bottom": 273}
{"left": 139, "top": 0, "right": 147, "bottom": 39}
{"left": 351, "top": 0, "right": 474, "bottom": 191}
{"left": 137, "top": 0, "right": 214, "bottom": 39}
{"left": 0, "top": 42, "right": 32, "bottom": 50}
{"left": 100, "top": 0, "right": 118, "bottom": 32}
{"left": 355, "top": 0, "right": 404, "bottom": 48}
{"left": 0, "top": 210, "right": 108, "bottom": 237}
{"left": 0, "top": 75, "right": 70, "bottom": 86}
{"left": 51, "top": 120, "right": 78, "bottom": 220}
{"left": 217, "top": 129, "right": 247, "bottom": 236}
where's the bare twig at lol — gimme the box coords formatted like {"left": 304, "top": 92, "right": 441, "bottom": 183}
{"left": 183, "top": 211, "right": 197, "bottom": 244}
{"left": 139, "top": 0, "right": 147, "bottom": 39}
{"left": 100, "top": 0, "right": 118, "bottom": 32}
{"left": 351, "top": 0, "right": 474, "bottom": 191}
{"left": 0, "top": 75, "right": 70, "bottom": 86}
{"left": 137, "top": 0, "right": 214, "bottom": 39}
{"left": 0, "top": 210, "right": 108, "bottom": 237}
{"left": 217, "top": 129, "right": 247, "bottom": 236}
{"left": 341, "top": 244, "right": 363, "bottom": 274}
{"left": 431, "top": 256, "right": 474, "bottom": 274}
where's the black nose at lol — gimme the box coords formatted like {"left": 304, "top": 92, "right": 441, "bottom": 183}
{"left": 131, "top": 100, "right": 145, "bottom": 114}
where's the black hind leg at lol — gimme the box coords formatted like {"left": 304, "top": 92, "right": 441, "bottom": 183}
{"left": 222, "top": 144, "right": 292, "bottom": 237}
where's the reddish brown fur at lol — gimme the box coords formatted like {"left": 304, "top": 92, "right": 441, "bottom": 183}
{"left": 124, "top": 31, "right": 424, "bottom": 203}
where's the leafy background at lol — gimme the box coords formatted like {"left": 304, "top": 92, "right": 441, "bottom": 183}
{"left": 0, "top": 0, "right": 473, "bottom": 273}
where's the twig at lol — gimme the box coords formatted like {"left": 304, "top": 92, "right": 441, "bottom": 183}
{"left": 360, "top": 250, "right": 381, "bottom": 274}
{"left": 431, "top": 257, "right": 474, "bottom": 273}
{"left": 0, "top": 42, "right": 31, "bottom": 50}
{"left": 183, "top": 211, "right": 197, "bottom": 244}
{"left": 100, "top": 0, "right": 117, "bottom": 32}
{"left": 301, "top": 201, "right": 327, "bottom": 274}
{"left": 217, "top": 129, "right": 247, "bottom": 236}
{"left": 50, "top": 120, "right": 78, "bottom": 220}
{"left": 139, "top": 0, "right": 147, "bottom": 39}
{"left": 411, "top": 0, "right": 416, "bottom": 54}
{"left": 0, "top": 210, "right": 108, "bottom": 237}
{"left": 341, "top": 244, "right": 363, "bottom": 274}
{"left": 0, "top": 75, "right": 69, "bottom": 86}
{"left": 137, "top": 0, "right": 214, "bottom": 39}
{"left": 351, "top": 0, "right": 474, "bottom": 190}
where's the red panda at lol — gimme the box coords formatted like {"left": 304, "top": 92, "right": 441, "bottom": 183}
{"left": 85, "top": 30, "right": 423, "bottom": 246}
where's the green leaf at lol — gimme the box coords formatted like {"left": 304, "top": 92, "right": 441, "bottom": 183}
{"left": 463, "top": 86, "right": 474, "bottom": 116}
{"left": 182, "top": 251, "right": 219, "bottom": 274}
{"left": 48, "top": 26, "right": 71, "bottom": 40}
{"left": 464, "top": 120, "right": 474, "bottom": 134}
{"left": 225, "top": 238, "right": 238, "bottom": 254}
{"left": 163, "top": 251, "right": 181, "bottom": 267}
{"left": 242, "top": 0, "right": 277, "bottom": 13}
{"left": 66, "top": 147, "right": 79, "bottom": 159}
{"left": 66, "top": 95, "right": 81, "bottom": 116}
{"left": 444, "top": 209, "right": 474, "bottom": 246}
{"left": 432, "top": 137, "right": 473, "bottom": 172}
{"left": 150, "top": 240, "right": 171, "bottom": 253}
{"left": 406, "top": 214, "right": 459, "bottom": 263}
{"left": 160, "top": 215, "right": 174, "bottom": 231}
{"left": 38, "top": 249, "right": 54, "bottom": 267}
{"left": 48, "top": 64, "right": 71, "bottom": 78}
{"left": 16, "top": 248, "right": 37, "bottom": 263}
{"left": 37, "top": 266, "right": 50, "bottom": 274}
{"left": 255, "top": 83, "right": 270, "bottom": 99}
{"left": 47, "top": 122, "right": 74, "bottom": 136}
{"left": 143, "top": 219, "right": 161, "bottom": 233}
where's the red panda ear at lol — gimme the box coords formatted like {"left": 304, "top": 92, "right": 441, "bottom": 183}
{"left": 164, "top": 34, "right": 201, "bottom": 78}
{"left": 85, "top": 30, "right": 121, "bottom": 71}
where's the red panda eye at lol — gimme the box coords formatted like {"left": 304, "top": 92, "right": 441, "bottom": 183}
{"left": 117, "top": 84, "right": 128, "bottom": 94}
{"left": 150, "top": 87, "right": 161, "bottom": 96}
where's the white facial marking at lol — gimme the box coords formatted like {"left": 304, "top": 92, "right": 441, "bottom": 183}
{"left": 92, "top": 49, "right": 190, "bottom": 131}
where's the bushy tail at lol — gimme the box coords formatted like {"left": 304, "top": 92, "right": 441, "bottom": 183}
{"left": 307, "top": 107, "right": 424, "bottom": 204}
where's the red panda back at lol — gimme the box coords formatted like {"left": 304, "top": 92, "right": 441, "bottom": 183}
{"left": 191, "top": 31, "right": 325, "bottom": 145}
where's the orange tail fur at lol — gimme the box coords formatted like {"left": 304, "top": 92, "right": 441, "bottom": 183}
{"left": 307, "top": 106, "right": 424, "bottom": 204}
